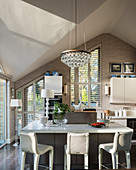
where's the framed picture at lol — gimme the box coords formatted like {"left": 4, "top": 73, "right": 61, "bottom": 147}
{"left": 110, "top": 63, "right": 122, "bottom": 72}
{"left": 123, "top": 62, "right": 135, "bottom": 73}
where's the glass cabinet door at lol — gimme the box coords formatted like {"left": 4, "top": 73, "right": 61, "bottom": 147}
{"left": 0, "top": 78, "right": 6, "bottom": 147}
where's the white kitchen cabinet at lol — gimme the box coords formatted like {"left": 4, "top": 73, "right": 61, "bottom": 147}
{"left": 110, "top": 78, "right": 136, "bottom": 103}
{"left": 110, "top": 78, "right": 124, "bottom": 103}
{"left": 45, "top": 76, "right": 62, "bottom": 95}
{"left": 113, "top": 119, "right": 127, "bottom": 127}
{"left": 125, "top": 78, "right": 136, "bottom": 103}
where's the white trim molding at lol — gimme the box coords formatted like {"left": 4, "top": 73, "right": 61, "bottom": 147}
{"left": 6, "top": 136, "right": 15, "bottom": 144}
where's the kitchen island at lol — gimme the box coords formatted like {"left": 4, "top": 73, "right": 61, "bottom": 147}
{"left": 21, "top": 121, "right": 133, "bottom": 170}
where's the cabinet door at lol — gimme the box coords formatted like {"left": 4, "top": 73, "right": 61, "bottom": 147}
{"left": 113, "top": 119, "right": 127, "bottom": 126}
{"left": 110, "top": 78, "right": 124, "bottom": 103}
{"left": 125, "top": 78, "right": 136, "bottom": 103}
{"left": 45, "top": 76, "right": 62, "bottom": 95}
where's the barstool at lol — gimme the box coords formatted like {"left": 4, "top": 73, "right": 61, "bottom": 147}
{"left": 20, "top": 132, "right": 54, "bottom": 170}
{"left": 64, "top": 132, "right": 89, "bottom": 170}
{"left": 99, "top": 131, "right": 133, "bottom": 169}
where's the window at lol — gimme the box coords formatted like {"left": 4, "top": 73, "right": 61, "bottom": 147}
{"left": 79, "top": 64, "right": 89, "bottom": 106}
{"left": 24, "top": 113, "right": 34, "bottom": 127}
{"left": 16, "top": 89, "right": 23, "bottom": 135}
{"left": 16, "top": 90, "right": 22, "bottom": 112}
{"left": 35, "top": 79, "right": 44, "bottom": 112}
{"left": 0, "top": 78, "right": 6, "bottom": 147}
{"left": 70, "top": 47, "right": 101, "bottom": 108}
{"left": 24, "top": 85, "right": 33, "bottom": 112}
{"left": 70, "top": 68, "right": 75, "bottom": 106}
{"left": 0, "top": 63, "right": 10, "bottom": 147}
{"left": 16, "top": 77, "right": 44, "bottom": 129}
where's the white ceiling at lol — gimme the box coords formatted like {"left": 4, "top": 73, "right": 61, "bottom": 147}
{"left": 0, "top": 0, "right": 136, "bottom": 81}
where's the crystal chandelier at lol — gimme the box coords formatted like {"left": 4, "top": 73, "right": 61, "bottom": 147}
{"left": 61, "top": 0, "right": 90, "bottom": 68}
{"left": 61, "top": 50, "right": 90, "bottom": 68}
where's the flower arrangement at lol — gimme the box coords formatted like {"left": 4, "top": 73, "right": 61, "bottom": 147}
{"left": 53, "top": 102, "right": 70, "bottom": 120}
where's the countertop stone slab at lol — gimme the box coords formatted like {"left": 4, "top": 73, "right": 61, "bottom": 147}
{"left": 21, "top": 120, "right": 133, "bottom": 133}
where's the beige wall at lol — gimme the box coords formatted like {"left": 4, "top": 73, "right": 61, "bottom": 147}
{"left": 15, "top": 33, "right": 136, "bottom": 111}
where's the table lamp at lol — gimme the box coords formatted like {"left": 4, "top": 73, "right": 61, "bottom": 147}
{"left": 10, "top": 99, "right": 22, "bottom": 147}
{"left": 41, "top": 89, "right": 54, "bottom": 117}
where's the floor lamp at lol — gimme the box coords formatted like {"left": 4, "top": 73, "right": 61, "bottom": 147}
{"left": 41, "top": 89, "right": 54, "bottom": 117}
{"left": 10, "top": 99, "right": 22, "bottom": 147}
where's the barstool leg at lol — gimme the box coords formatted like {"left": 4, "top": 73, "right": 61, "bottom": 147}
{"left": 111, "top": 153, "right": 118, "bottom": 169}
{"left": 64, "top": 147, "right": 67, "bottom": 170}
{"left": 115, "top": 152, "right": 118, "bottom": 169}
{"left": 67, "top": 154, "right": 71, "bottom": 170}
{"left": 34, "top": 154, "right": 40, "bottom": 170}
{"left": 49, "top": 149, "right": 54, "bottom": 170}
{"left": 84, "top": 154, "right": 88, "bottom": 169}
{"left": 99, "top": 147, "right": 102, "bottom": 169}
{"left": 125, "top": 151, "right": 131, "bottom": 169}
{"left": 21, "top": 151, "right": 26, "bottom": 170}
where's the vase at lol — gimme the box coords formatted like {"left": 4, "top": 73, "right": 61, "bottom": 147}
{"left": 54, "top": 118, "right": 68, "bottom": 126}
{"left": 40, "top": 116, "right": 48, "bottom": 126}
{"left": 54, "top": 112, "right": 68, "bottom": 126}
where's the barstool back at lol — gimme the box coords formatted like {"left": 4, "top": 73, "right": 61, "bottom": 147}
{"left": 20, "top": 132, "right": 38, "bottom": 154}
{"left": 112, "top": 131, "right": 133, "bottom": 153}
{"left": 67, "top": 132, "right": 89, "bottom": 155}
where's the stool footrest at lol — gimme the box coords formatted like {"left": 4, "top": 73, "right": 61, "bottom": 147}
{"left": 39, "top": 164, "right": 50, "bottom": 169}
{"left": 100, "top": 162, "right": 127, "bottom": 169}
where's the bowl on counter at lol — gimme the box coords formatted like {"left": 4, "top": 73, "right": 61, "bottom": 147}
{"left": 97, "top": 119, "right": 110, "bottom": 124}
{"left": 40, "top": 116, "right": 48, "bottom": 126}
{"left": 54, "top": 119, "right": 68, "bottom": 126}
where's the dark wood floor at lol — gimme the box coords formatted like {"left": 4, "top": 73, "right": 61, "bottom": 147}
{"left": 0, "top": 144, "right": 93, "bottom": 170}
{"left": 0, "top": 144, "right": 98, "bottom": 170}
{"left": 0, "top": 144, "right": 22, "bottom": 170}
{"left": 0, "top": 144, "right": 136, "bottom": 170}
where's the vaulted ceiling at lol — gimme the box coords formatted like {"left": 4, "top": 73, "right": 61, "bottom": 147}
{"left": 0, "top": 0, "right": 136, "bottom": 81}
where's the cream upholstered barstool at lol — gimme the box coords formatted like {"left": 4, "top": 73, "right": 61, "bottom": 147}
{"left": 20, "top": 132, "right": 54, "bottom": 170}
{"left": 64, "top": 132, "right": 89, "bottom": 170}
{"left": 99, "top": 131, "right": 133, "bottom": 169}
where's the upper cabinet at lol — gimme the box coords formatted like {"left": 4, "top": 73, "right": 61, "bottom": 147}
{"left": 110, "top": 78, "right": 136, "bottom": 104}
{"left": 124, "top": 78, "right": 136, "bottom": 103}
{"left": 45, "top": 76, "right": 62, "bottom": 95}
{"left": 110, "top": 78, "right": 124, "bottom": 103}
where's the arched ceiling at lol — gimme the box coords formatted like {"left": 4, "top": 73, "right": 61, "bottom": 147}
{"left": 0, "top": 0, "right": 136, "bottom": 81}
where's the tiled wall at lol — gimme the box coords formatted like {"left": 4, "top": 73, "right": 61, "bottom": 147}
{"left": 15, "top": 33, "right": 136, "bottom": 111}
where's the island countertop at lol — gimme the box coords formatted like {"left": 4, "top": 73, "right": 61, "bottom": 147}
{"left": 22, "top": 120, "right": 134, "bottom": 169}
{"left": 21, "top": 120, "right": 133, "bottom": 133}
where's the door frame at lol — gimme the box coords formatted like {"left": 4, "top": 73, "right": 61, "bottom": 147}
{"left": 0, "top": 77, "right": 8, "bottom": 148}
